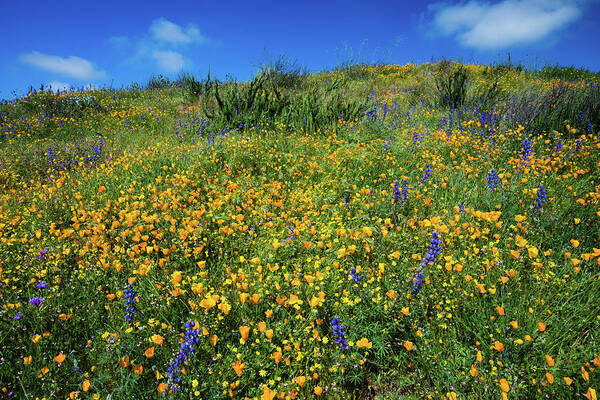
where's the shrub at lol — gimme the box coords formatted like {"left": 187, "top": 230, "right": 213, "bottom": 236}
{"left": 433, "top": 62, "right": 471, "bottom": 109}
{"left": 207, "top": 70, "right": 290, "bottom": 131}
{"left": 146, "top": 74, "right": 172, "bottom": 90}
{"left": 258, "top": 54, "right": 309, "bottom": 90}
{"left": 177, "top": 71, "right": 217, "bottom": 103}
{"left": 537, "top": 64, "right": 600, "bottom": 82}
{"left": 504, "top": 81, "right": 600, "bottom": 136}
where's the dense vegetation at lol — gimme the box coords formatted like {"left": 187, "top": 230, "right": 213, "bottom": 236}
{"left": 1, "top": 60, "right": 599, "bottom": 400}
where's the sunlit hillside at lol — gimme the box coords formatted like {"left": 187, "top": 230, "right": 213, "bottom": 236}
{"left": 1, "top": 61, "right": 599, "bottom": 400}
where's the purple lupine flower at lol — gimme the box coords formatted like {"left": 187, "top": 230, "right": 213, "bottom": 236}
{"left": 349, "top": 267, "right": 361, "bottom": 284}
{"left": 413, "top": 232, "right": 442, "bottom": 295}
{"left": 36, "top": 281, "right": 47, "bottom": 289}
{"left": 29, "top": 297, "right": 45, "bottom": 307}
{"left": 331, "top": 317, "right": 348, "bottom": 350}
{"left": 166, "top": 321, "right": 201, "bottom": 391}
{"left": 487, "top": 169, "right": 499, "bottom": 191}
{"left": 124, "top": 284, "right": 136, "bottom": 323}
{"left": 38, "top": 249, "right": 48, "bottom": 260}
{"left": 520, "top": 138, "right": 532, "bottom": 165}
{"left": 14, "top": 313, "right": 23, "bottom": 320}
{"left": 533, "top": 184, "right": 548, "bottom": 214}
{"left": 419, "top": 164, "right": 432, "bottom": 184}
{"left": 393, "top": 180, "right": 401, "bottom": 203}
{"left": 555, "top": 140, "right": 563, "bottom": 154}
{"left": 412, "top": 271, "right": 425, "bottom": 295}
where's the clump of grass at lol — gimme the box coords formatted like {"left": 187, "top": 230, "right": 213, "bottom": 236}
{"left": 202, "top": 67, "right": 372, "bottom": 135}
{"left": 206, "top": 69, "right": 289, "bottom": 131}
{"left": 177, "top": 70, "right": 217, "bottom": 103}
{"left": 146, "top": 74, "right": 172, "bottom": 90}
{"left": 258, "top": 54, "right": 310, "bottom": 90}
{"left": 432, "top": 60, "right": 471, "bottom": 109}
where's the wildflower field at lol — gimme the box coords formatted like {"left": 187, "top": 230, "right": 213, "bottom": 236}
{"left": 1, "top": 61, "right": 599, "bottom": 399}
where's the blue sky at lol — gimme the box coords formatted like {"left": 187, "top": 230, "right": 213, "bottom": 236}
{"left": 2, "top": 0, "right": 600, "bottom": 99}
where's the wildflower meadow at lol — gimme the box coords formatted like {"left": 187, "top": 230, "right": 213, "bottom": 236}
{"left": 1, "top": 61, "right": 599, "bottom": 399}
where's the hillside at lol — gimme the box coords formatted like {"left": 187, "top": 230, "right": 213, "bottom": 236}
{"left": 1, "top": 62, "right": 599, "bottom": 399}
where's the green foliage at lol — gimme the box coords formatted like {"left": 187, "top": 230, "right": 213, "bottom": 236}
{"left": 203, "top": 70, "right": 372, "bottom": 135}
{"left": 537, "top": 64, "right": 600, "bottom": 82}
{"left": 282, "top": 84, "right": 372, "bottom": 134}
{"left": 332, "top": 62, "right": 374, "bottom": 81}
{"left": 433, "top": 61, "right": 471, "bottom": 109}
{"left": 177, "top": 70, "right": 216, "bottom": 103}
{"left": 18, "top": 90, "right": 104, "bottom": 120}
{"left": 146, "top": 74, "right": 172, "bottom": 90}
{"left": 505, "top": 81, "right": 600, "bottom": 136}
{"left": 258, "top": 54, "right": 309, "bottom": 90}
{"left": 206, "top": 70, "right": 290, "bottom": 131}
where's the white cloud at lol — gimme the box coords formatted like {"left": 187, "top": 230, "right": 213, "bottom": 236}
{"left": 46, "top": 81, "right": 71, "bottom": 92}
{"left": 431, "top": 0, "right": 583, "bottom": 50}
{"left": 152, "top": 50, "right": 185, "bottom": 73}
{"left": 20, "top": 51, "right": 106, "bottom": 80}
{"left": 149, "top": 18, "right": 207, "bottom": 44}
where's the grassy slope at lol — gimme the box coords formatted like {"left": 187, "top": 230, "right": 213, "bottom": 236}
{"left": 0, "top": 63, "right": 599, "bottom": 400}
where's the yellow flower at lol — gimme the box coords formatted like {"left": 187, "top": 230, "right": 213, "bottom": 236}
{"left": 545, "top": 355, "right": 555, "bottom": 367}
{"left": 403, "top": 341, "right": 414, "bottom": 351}
{"left": 356, "top": 338, "right": 373, "bottom": 349}
{"left": 493, "top": 341, "right": 505, "bottom": 352}
{"left": 295, "top": 375, "right": 306, "bottom": 386}
{"left": 582, "top": 367, "right": 590, "bottom": 381}
{"left": 150, "top": 334, "right": 164, "bottom": 345}
{"left": 564, "top": 377, "right": 573, "bottom": 386}
{"left": 118, "top": 355, "right": 130, "bottom": 368}
{"left": 82, "top": 379, "right": 90, "bottom": 392}
{"left": 231, "top": 360, "right": 246, "bottom": 376}
{"left": 32, "top": 334, "right": 42, "bottom": 344}
{"left": 218, "top": 302, "right": 231, "bottom": 314}
{"left": 528, "top": 246, "right": 539, "bottom": 259}
{"left": 257, "top": 321, "right": 267, "bottom": 332}
{"left": 239, "top": 326, "right": 250, "bottom": 343}
{"left": 469, "top": 365, "right": 478, "bottom": 377}
{"left": 499, "top": 378, "right": 510, "bottom": 392}
{"left": 272, "top": 351, "right": 282, "bottom": 364}
{"left": 145, "top": 347, "right": 155, "bottom": 358}
{"left": 515, "top": 214, "right": 526, "bottom": 222}
{"left": 262, "top": 386, "right": 276, "bottom": 400}
{"left": 54, "top": 353, "right": 66, "bottom": 364}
